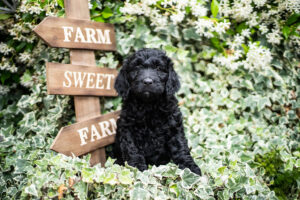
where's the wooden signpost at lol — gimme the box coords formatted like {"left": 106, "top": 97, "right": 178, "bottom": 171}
{"left": 33, "top": 0, "right": 120, "bottom": 166}
{"left": 46, "top": 63, "right": 118, "bottom": 96}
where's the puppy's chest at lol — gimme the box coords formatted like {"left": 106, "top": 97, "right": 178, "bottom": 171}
{"left": 132, "top": 122, "right": 170, "bottom": 156}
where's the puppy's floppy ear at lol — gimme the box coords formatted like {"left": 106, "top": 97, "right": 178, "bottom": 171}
{"left": 114, "top": 64, "right": 130, "bottom": 99}
{"left": 166, "top": 58, "right": 180, "bottom": 96}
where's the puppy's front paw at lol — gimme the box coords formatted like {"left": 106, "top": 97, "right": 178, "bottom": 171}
{"left": 136, "top": 164, "right": 148, "bottom": 172}
{"left": 191, "top": 166, "right": 202, "bottom": 176}
{"left": 127, "top": 159, "right": 148, "bottom": 172}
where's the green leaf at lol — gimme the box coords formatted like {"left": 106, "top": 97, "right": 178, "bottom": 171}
{"left": 236, "top": 22, "right": 247, "bottom": 33}
{"left": 241, "top": 80, "right": 254, "bottom": 90}
{"left": 185, "top": 6, "right": 191, "bottom": 14}
{"left": 25, "top": 43, "right": 34, "bottom": 52}
{"left": 105, "top": 157, "right": 116, "bottom": 168}
{"left": 257, "top": 97, "right": 271, "bottom": 111}
{"left": 226, "top": 29, "right": 235, "bottom": 35}
{"left": 57, "top": 0, "right": 64, "bottom": 8}
{"left": 91, "top": 10, "right": 101, "bottom": 18}
{"left": 240, "top": 152, "right": 253, "bottom": 162}
{"left": 289, "top": 23, "right": 300, "bottom": 37}
{"left": 245, "top": 185, "right": 256, "bottom": 194}
{"left": 57, "top": 10, "right": 65, "bottom": 17}
{"left": 170, "top": 183, "right": 180, "bottom": 197}
{"left": 82, "top": 167, "right": 94, "bottom": 183}
{"left": 217, "top": 189, "right": 230, "bottom": 200}
{"left": 93, "top": 16, "right": 105, "bottom": 22}
{"left": 241, "top": 43, "right": 249, "bottom": 53}
{"left": 164, "top": 45, "right": 177, "bottom": 53}
{"left": 210, "top": 37, "right": 222, "bottom": 51}
{"left": 24, "top": 184, "right": 38, "bottom": 197}
{"left": 211, "top": 0, "right": 219, "bottom": 18}
{"left": 73, "top": 181, "right": 87, "bottom": 200}
{"left": 296, "top": 159, "right": 300, "bottom": 168}
{"left": 16, "top": 42, "right": 27, "bottom": 52}
{"left": 180, "top": 169, "right": 200, "bottom": 189}
{"left": 1, "top": 71, "right": 11, "bottom": 85}
{"left": 0, "top": 14, "right": 11, "bottom": 20}
{"left": 183, "top": 28, "right": 201, "bottom": 40}
{"left": 286, "top": 13, "right": 300, "bottom": 25}
{"left": 22, "top": 70, "right": 32, "bottom": 83}
{"left": 102, "top": 7, "right": 113, "bottom": 19}
{"left": 282, "top": 26, "right": 290, "bottom": 39}
{"left": 119, "top": 170, "right": 133, "bottom": 185}
{"left": 129, "top": 187, "right": 150, "bottom": 200}
{"left": 218, "top": 166, "right": 227, "bottom": 174}
{"left": 103, "top": 172, "right": 118, "bottom": 185}
{"left": 177, "top": 49, "right": 188, "bottom": 60}
{"left": 230, "top": 89, "right": 242, "bottom": 101}
{"left": 250, "top": 28, "right": 256, "bottom": 34}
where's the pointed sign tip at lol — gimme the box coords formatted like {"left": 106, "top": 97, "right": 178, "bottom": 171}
{"left": 50, "top": 127, "right": 65, "bottom": 150}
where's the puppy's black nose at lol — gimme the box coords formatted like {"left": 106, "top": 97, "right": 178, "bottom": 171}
{"left": 143, "top": 78, "right": 153, "bottom": 85}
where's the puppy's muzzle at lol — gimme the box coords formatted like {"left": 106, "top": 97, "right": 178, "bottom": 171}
{"left": 143, "top": 78, "right": 153, "bottom": 85}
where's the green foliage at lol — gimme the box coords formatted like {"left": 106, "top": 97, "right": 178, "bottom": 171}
{"left": 0, "top": 14, "right": 11, "bottom": 20}
{"left": 211, "top": 0, "right": 219, "bottom": 18}
{"left": 0, "top": 0, "right": 299, "bottom": 199}
{"left": 21, "top": 154, "right": 276, "bottom": 199}
{"left": 282, "top": 13, "right": 300, "bottom": 40}
{"left": 255, "top": 151, "right": 300, "bottom": 200}
{"left": 55, "top": 1, "right": 63, "bottom": 8}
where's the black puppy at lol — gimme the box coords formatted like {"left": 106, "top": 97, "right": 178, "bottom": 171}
{"left": 113, "top": 48, "right": 201, "bottom": 175}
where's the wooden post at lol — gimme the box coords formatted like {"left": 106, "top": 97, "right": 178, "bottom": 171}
{"left": 64, "top": 0, "right": 106, "bottom": 166}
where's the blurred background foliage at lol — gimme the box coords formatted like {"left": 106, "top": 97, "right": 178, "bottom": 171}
{"left": 0, "top": 0, "right": 299, "bottom": 199}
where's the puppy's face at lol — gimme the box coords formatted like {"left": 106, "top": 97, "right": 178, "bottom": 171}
{"left": 127, "top": 57, "right": 168, "bottom": 100}
{"left": 115, "top": 49, "right": 180, "bottom": 101}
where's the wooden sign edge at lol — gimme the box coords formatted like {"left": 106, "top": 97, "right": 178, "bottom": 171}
{"left": 46, "top": 62, "right": 51, "bottom": 95}
{"left": 33, "top": 17, "right": 53, "bottom": 48}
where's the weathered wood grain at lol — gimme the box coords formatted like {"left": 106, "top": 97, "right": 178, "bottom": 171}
{"left": 51, "top": 110, "right": 120, "bottom": 157}
{"left": 46, "top": 62, "right": 118, "bottom": 96}
{"left": 33, "top": 16, "right": 116, "bottom": 51}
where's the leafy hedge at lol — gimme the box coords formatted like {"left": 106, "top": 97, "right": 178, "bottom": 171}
{"left": 0, "top": 0, "right": 299, "bottom": 199}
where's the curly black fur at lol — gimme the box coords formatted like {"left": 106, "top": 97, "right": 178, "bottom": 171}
{"left": 113, "top": 48, "right": 201, "bottom": 175}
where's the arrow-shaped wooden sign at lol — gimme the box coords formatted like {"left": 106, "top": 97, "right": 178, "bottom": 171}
{"left": 51, "top": 110, "right": 120, "bottom": 157}
{"left": 46, "top": 62, "right": 118, "bottom": 96}
{"left": 33, "top": 16, "right": 116, "bottom": 51}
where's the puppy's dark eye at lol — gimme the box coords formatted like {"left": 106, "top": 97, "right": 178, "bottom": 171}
{"left": 158, "top": 71, "right": 168, "bottom": 80}
{"left": 129, "top": 70, "right": 137, "bottom": 80}
{"left": 155, "top": 65, "right": 167, "bottom": 73}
